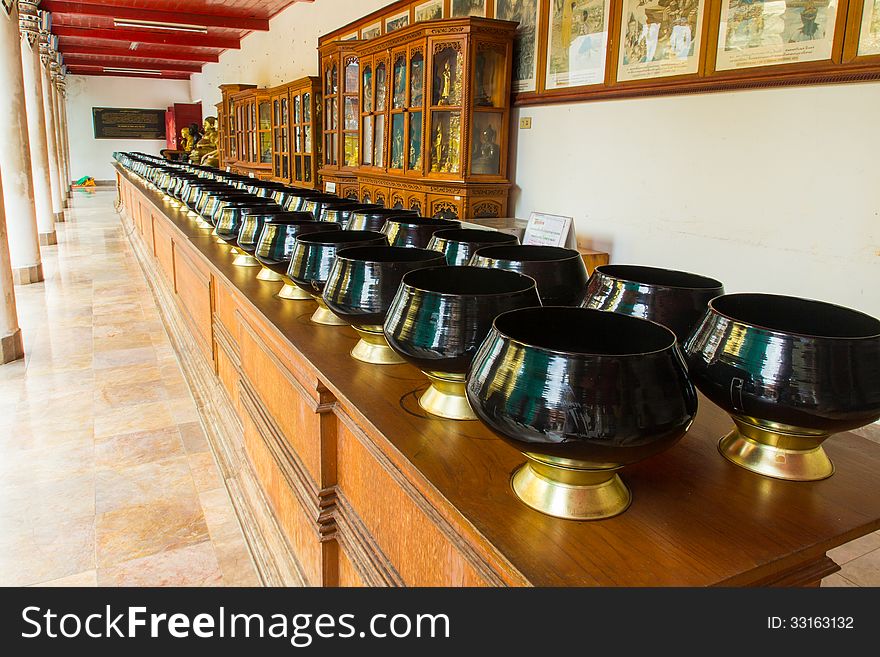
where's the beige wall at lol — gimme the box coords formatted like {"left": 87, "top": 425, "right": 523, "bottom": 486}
{"left": 189, "top": 1, "right": 880, "bottom": 316}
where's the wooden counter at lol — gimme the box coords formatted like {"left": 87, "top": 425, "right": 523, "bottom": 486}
{"left": 115, "top": 163, "right": 880, "bottom": 587}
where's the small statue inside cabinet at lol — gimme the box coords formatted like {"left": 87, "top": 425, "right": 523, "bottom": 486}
{"left": 410, "top": 58, "right": 424, "bottom": 106}
{"left": 391, "top": 125, "right": 404, "bottom": 169}
{"left": 189, "top": 116, "right": 219, "bottom": 167}
{"left": 393, "top": 62, "right": 406, "bottom": 108}
{"left": 444, "top": 124, "right": 460, "bottom": 173}
{"left": 438, "top": 61, "right": 452, "bottom": 105}
{"left": 431, "top": 123, "right": 445, "bottom": 172}
{"left": 474, "top": 54, "right": 493, "bottom": 106}
{"left": 471, "top": 123, "right": 500, "bottom": 175}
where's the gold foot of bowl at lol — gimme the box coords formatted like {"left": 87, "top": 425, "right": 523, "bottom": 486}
{"left": 350, "top": 327, "right": 405, "bottom": 365}
{"left": 256, "top": 267, "right": 284, "bottom": 281}
{"left": 311, "top": 298, "right": 349, "bottom": 326}
{"left": 684, "top": 293, "right": 880, "bottom": 482}
{"left": 466, "top": 307, "right": 697, "bottom": 520}
{"left": 384, "top": 266, "right": 541, "bottom": 421}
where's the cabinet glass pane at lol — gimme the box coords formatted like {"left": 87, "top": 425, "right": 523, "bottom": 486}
{"left": 295, "top": 156, "right": 302, "bottom": 181}
{"left": 304, "top": 126, "right": 312, "bottom": 151}
{"left": 362, "top": 66, "right": 373, "bottom": 112}
{"left": 304, "top": 156, "right": 312, "bottom": 182}
{"left": 375, "top": 63, "right": 387, "bottom": 110}
{"left": 409, "top": 53, "right": 424, "bottom": 107}
{"left": 326, "top": 64, "right": 338, "bottom": 95}
{"left": 344, "top": 97, "right": 358, "bottom": 130}
{"left": 282, "top": 98, "right": 288, "bottom": 124}
{"left": 430, "top": 111, "right": 460, "bottom": 173}
{"left": 392, "top": 57, "right": 406, "bottom": 109}
{"left": 471, "top": 113, "right": 502, "bottom": 175}
{"left": 330, "top": 98, "right": 338, "bottom": 130}
{"left": 408, "top": 111, "right": 422, "bottom": 170}
{"left": 363, "top": 117, "right": 373, "bottom": 165}
{"left": 260, "top": 132, "right": 272, "bottom": 164}
{"left": 345, "top": 60, "right": 358, "bottom": 92}
{"left": 282, "top": 155, "right": 289, "bottom": 179}
{"left": 332, "top": 134, "right": 338, "bottom": 166}
{"left": 273, "top": 100, "right": 280, "bottom": 125}
{"left": 303, "top": 93, "right": 311, "bottom": 121}
{"left": 432, "top": 47, "right": 461, "bottom": 106}
{"left": 390, "top": 113, "right": 405, "bottom": 169}
{"left": 295, "top": 127, "right": 301, "bottom": 153}
{"left": 374, "top": 113, "right": 385, "bottom": 167}
{"left": 344, "top": 133, "right": 359, "bottom": 167}
{"left": 294, "top": 96, "right": 301, "bottom": 123}
{"left": 259, "top": 102, "right": 271, "bottom": 130}
{"left": 324, "top": 134, "right": 333, "bottom": 164}
{"left": 474, "top": 46, "right": 505, "bottom": 107}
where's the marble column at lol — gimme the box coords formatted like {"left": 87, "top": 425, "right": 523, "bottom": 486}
{"left": 19, "top": 0, "right": 55, "bottom": 246}
{"left": 38, "top": 16, "right": 64, "bottom": 221}
{"left": 55, "top": 73, "right": 72, "bottom": 194}
{"left": 0, "top": 0, "right": 43, "bottom": 284}
{"left": 51, "top": 68, "right": 68, "bottom": 200}
{"left": 0, "top": 173, "right": 25, "bottom": 365}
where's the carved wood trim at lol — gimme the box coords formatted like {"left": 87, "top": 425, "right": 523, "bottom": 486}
{"left": 212, "top": 318, "right": 240, "bottom": 364}
{"left": 334, "top": 491, "right": 405, "bottom": 587}
{"left": 728, "top": 555, "right": 841, "bottom": 588}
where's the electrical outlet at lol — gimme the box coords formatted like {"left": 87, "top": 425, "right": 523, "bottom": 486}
{"left": 519, "top": 117, "right": 532, "bottom": 129}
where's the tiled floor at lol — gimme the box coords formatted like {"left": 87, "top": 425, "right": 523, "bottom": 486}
{"left": 0, "top": 188, "right": 259, "bottom": 587}
{"left": 2, "top": 189, "right": 879, "bottom": 588}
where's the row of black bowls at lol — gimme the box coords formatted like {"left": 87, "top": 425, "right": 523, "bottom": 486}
{"left": 118, "top": 152, "right": 880, "bottom": 522}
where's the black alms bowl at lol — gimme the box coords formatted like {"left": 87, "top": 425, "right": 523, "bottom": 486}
{"left": 427, "top": 228, "right": 518, "bottom": 266}
{"left": 345, "top": 207, "right": 416, "bottom": 232}
{"left": 470, "top": 245, "right": 589, "bottom": 306}
{"left": 288, "top": 230, "right": 388, "bottom": 296}
{"left": 381, "top": 216, "right": 460, "bottom": 248}
{"left": 684, "top": 293, "right": 880, "bottom": 437}
{"left": 254, "top": 214, "right": 336, "bottom": 276}
{"left": 583, "top": 264, "right": 724, "bottom": 342}
{"left": 384, "top": 266, "right": 541, "bottom": 375}
{"left": 323, "top": 246, "right": 447, "bottom": 327}
{"left": 468, "top": 307, "right": 697, "bottom": 465}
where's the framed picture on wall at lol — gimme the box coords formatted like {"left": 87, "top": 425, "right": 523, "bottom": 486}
{"left": 544, "top": 0, "right": 612, "bottom": 90}
{"left": 615, "top": 0, "right": 708, "bottom": 83}
{"left": 451, "top": 0, "right": 487, "bottom": 17}
{"left": 496, "top": 0, "right": 541, "bottom": 92}
{"left": 714, "top": 0, "right": 844, "bottom": 71}
{"left": 340, "top": 31, "right": 358, "bottom": 41}
{"left": 842, "top": 0, "right": 880, "bottom": 61}
{"left": 415, "top": 0, "right": 444, "bottom": 22}
{"left": 385, "top": 10, "right": 411, "bottom": 33}
{"left": 361, "top": 22, "right": 381, "bottom": 40}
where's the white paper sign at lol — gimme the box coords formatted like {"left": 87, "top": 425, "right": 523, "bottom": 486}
{"left": 522, "top": 212, "right": 572, "bottom": 247}
{"left": 324, "top": 181, "right": 337, "bottom": 193}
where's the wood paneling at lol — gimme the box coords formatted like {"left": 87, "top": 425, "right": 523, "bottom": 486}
{"left": 152, "top": 217, "right": 175, "bottom": 284}
{"left": 172, "top": 243, "right": 213, "bottom": 362}
{"left": 337, "top": 543, "right": 366, "bottom": 588}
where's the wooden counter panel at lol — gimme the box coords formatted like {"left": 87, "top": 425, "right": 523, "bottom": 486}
{"left": 213, "top": 279, "right": 241, "bottom": 345}
{"left": 335, "top": 418, "right": 491, "bottom": 587}
{"left": 152, "top": 218, "right": 175, "bottom": 285}
{"left": 237, "top": 311, "right": 328, "bottom": 486}
{"left": 242, "top": 411, "right": 322, "bottom": 585}
{"left": 337, "top": 544, "right": 366, "bottom": 588}
{"left": 172, "top": 243, "right": 213, "bottom": 364}
{"left": 215, "top": 341, "right": 241, "bottom": 415}
{"left": 141, "top": 211, "right": 155, "bottom": 257}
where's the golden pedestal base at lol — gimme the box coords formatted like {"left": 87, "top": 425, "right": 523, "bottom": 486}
{"left": 512, "top": 455, "right": 631, "bottom": 520}
{"left": 719, "top": 416, "right": 834, "bottom": 482}
{"left": 277, "top": 281, "right": 312, "bottom": 300}
{"left": 351, "top": 326, "right": 404, "bottom": 365}
{"left": 419, "top": 372, "right": 476, "bottom": 421}
{"left": 311, "top": 298, "right": 347, "bottom": 326}
{"left": 232, "top": 252, "right": 260, "bottom": 267}
{"left": 256, "top": 267, "right": 283, "bottom": 281}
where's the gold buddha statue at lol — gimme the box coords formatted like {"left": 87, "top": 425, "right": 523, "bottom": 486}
{"left": 190, "top": 116, "right": 219, "bottom": 167}
{"left": 180, "top": 127, "right": 195, "bottom": 153}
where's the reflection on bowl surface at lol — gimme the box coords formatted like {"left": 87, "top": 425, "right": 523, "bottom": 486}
{"left": 382, "top": 216, "right": 460, "bottom": 248}
{"left": 288, "top": 230, "right": 388, "bottom": 295}
{"left": 428, "top": 228, "right": 518, "bottom": 266}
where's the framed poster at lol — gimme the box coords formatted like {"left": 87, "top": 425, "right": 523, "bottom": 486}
{"left": 858, "top": 0, "right": 880, "bottom": 55}
{"left": 340, "top": 31, "right": 358, "bottom": 41}
{"left": 385, "top": 10, "right": 411, "bottom": 33}
{"left": 616, "top": 0, "right": 707, "bottom": 82}
{"left": 715, "top": 0, "right": 840, "bottom": 71}
{"left": 415, "top": 0, "right": 444, "bottom": 22}
{"left": 361, "top": 22, "right": 381, "bottom": 40}
{"left": 451, "top": 0, "right": 487, "bottom": 17}
{"left": 545, "top": 0, "right": 612, "bottom": 89}
{"left": 496, "top": 0, "right": 541, "bottom": 92}
{"left": 92, "top": 107, "right": 166, "bottom": 140}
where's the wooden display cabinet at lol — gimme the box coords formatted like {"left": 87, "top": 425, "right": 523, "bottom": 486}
{"left": 353, "top": 17, "right": 516, "bottom": 220}
{"left": 229, "top": 88, "right": 273, "bottom": 179}
{"left": 318, "top": 40, "right": 362, "bottom": 199}
{"left": 218, "top": 84, "right": 255, "bottom": 168}
{"left": 267, "top": 77, "right": 321, "bottom": 188}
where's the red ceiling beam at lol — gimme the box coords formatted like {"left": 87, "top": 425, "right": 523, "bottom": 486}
{"left": 67, "top": 68, "right": 190, "bottom": 80}
{"left": 41, "top": 1, "right": 270, "bottom": 31}
{"left": 53, "top": 26, "right": 241, "bottom": 49}
{"left": 63, "top": 55, "right": 202, "bottom": 73}
{"left": 59, "top": 44, "right": 219, "bottom": 63}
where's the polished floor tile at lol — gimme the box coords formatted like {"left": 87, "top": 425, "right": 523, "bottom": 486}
{"left": 2, "top": 190, "right": 257, "bottom": 587}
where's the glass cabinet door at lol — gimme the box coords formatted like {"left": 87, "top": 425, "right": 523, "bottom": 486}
{"left": 323, "top": 62, "right": 338, "bottom": 166}
{"left": 281, "top": 96, "right": 289, "bottom": 179}
{"left": 259, "top": 100, "right": 272, "bottom": 164}
{"left": 389, "top": 52, "right": 407, "bottom": 170}
{"left": 343, "top": 56, "right": 359, "bottom": 168}
{"left": 429, "top": 43, "right": 464, "bottom": 175}
{"left": 302, "top": 92, "right": 312, "bottom": 183}
{"left": 407, "top": 48, "right": 425, "bottom": 174}
{"left": 272, "top": 98, "right": 281, "bottom": 177}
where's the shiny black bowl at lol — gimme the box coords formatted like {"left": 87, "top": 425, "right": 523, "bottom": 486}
{"left": 382, "top": 216, "right": 460, "bottom": 248}
{"left": 470, "top": 245, "right": 589, "bottom": 306}
{"left": 255, "top": 217, "right": 341, "bottom": 298}
{"left": 428, "top": 228, "right": 519, "bottom": 266}
{"left": 684, "top": 293, "right": 880, "bottom": 481}
{"left": 323, "top": 246, "right": 447, "bottom": 364}
{"left": 320, "top": 200, "right": 371, "bottom": 224}
{"left": 466, "top": 306, "right": 697, "bottom": 520}
{"left": 345, "top": 207, "right": 416, "bottom": 232}
{"left": 582, "top": 264, "right": 724, "bottom": 342}
{"left": 237, "top": 208, "right": 298, "bottom": 254}
{"left": 384, "top": 266, "right": 540, "bottom": 420}
{"left": 288, "top": 230, "right": 388, "bottom": 324}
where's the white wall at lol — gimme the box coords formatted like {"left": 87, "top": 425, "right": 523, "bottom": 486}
{"left": 65, "top": 75, "right": 192, "bottom": 181}
{"left": 190, "top": 0, "right": 879, "bottom": 317}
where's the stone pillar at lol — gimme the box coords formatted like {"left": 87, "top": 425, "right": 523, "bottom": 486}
{"left": 0, "top": 171, "right": 25, "bottom": 364}
{"left": 19, "top": 0, "right": 55, "bottom": 246}
{"left": 0, "top": 0, "right": 43, "bottom": 284}
{"left": 55, "top": 73, "right": 72, "bottom": 193}
{"left": 38, "top": 14, "right": 63, "bottom": 222}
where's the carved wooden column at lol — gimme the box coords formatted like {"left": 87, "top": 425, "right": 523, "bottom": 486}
{"left": 37, "top": 12, "right": 63, "bottom": 221}
{"left": 0, "top": 0, "right": 43, "bottom": 284}
{"left": 19, "top": 0, "right": 55, "bottom": 245}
